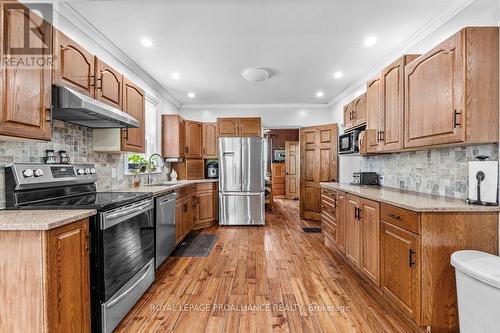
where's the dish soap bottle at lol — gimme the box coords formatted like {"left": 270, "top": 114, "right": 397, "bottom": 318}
{"left": 170, "top": 168, "right": 178, "bottom": 182}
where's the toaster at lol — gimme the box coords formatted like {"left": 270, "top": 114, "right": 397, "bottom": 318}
{"left": 352, "top": 172, "right": 379, "bottom": 185}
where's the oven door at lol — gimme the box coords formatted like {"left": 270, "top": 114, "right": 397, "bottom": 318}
{"left": 100, "top": 199, "right": 154, "bottom": 301}
{"left": 339, "top": 132, "right": 354, "bottom": 154}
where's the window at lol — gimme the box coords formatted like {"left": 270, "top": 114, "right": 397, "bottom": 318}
{"left": 124, "top": 93, "right": 160, "bottom": 174}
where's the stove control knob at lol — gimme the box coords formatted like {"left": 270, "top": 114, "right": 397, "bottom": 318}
{"left": 33, "top": 169, "right": 44, "bottom": 177}
{"left": 90, "top": 168, "right": 96, "bottom": 174}
{"left": 84, "top": 168, "right": 91, "bottom": 175}
{"left": 77, "top": 168, "right": 85, "bottom": 175}
{"left": 22, "top": 169, "right": 33, "bottom": 178}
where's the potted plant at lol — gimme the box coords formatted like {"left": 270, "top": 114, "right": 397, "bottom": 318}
{"left": 128, "top": 154, "right": 148, "bottom": 171}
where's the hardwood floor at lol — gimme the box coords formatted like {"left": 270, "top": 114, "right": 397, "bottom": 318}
{"left": 115, "top": 199, "right": 422, "bottom": 333}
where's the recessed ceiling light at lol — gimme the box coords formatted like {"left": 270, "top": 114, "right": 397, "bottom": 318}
{"left": 140, "top": 37, "right": 154, "bottom": 47}
{"left": 316, "top": 91, "right": 324, "bottom": 98}
{"left": 171, "top": 72, "right": 180, "bottom": 80}
{"left": 241, "top": 67, "right": 271, "bottom": 82}
{"left": 333, "top": 71, "right": 343, "bottom": 79}
{"left": 364, "top": 36, "right": 377, "bottom": 47}
{"left": 187, "top": 92, "right": 196, "bottom": 98}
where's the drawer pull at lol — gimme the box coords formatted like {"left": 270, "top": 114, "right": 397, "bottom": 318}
{"left": 409, "top": 249, "right": 416, "bottom": 268}
{"left": 388, "top": 213, "right": 401, "bottom": 220}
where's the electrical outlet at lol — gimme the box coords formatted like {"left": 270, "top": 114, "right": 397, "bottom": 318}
{"left": 111, "top": 168, "right": 116, "bottom": 178}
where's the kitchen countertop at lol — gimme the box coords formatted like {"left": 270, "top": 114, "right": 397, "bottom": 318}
{"left": 320, "top": 182, "right": 500, "bottom": 213}
{"left": 114, "top": 179, "right": 219, "bottom": 196}
{"left": 0, "top": 209, "right": 97, "bottom": 231}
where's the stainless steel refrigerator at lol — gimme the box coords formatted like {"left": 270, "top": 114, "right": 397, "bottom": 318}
{"left": 219, "top": 137, "right": 265, "bottom": 225}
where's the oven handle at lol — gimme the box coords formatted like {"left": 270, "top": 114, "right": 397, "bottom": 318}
{"left": 101, "top": 199, "right": 153, "bottom": 230}
{"left": 105, "top": 261, "right": 153, "bottom": 309}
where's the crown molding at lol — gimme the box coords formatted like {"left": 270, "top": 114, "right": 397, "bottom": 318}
{"left": 181, "top": 103, "right": 329, "bottom": 110}
{"left": 52, "top": 1, "right": 183, "bottom": 109}
{"left": 327, "top": 0, "right": 475, "bottom": 107}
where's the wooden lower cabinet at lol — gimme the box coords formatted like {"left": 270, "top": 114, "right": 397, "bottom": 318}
{"left": 173, "top": 159, "right": 204, "bottom": 180}
{"left": 381, "top": 221, "right": 420, "bottom": 322}
{"left": 175, "top": 191, "right": 193, "bottom": 245}
{"left": 321, "top": 186, "right": 499, "bottom": 332}
{"left": 193, "top": 182, "right": 218, "bottom": 230}
{"left": 0, "top": 219, "right": 90, "bottom": 332}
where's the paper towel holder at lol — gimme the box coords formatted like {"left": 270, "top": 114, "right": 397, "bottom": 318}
{"left": 465, "top": 155, "right": 498, "bottom": 206}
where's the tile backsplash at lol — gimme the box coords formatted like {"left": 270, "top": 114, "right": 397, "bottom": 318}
{"left": 361, "top": 144, "right": 499, "bottom": 199}
{"left": 0, "top": 120, "right": 165, "bottom": 209}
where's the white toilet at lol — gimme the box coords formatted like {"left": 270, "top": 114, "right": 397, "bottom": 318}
{"left": 451, "top": 250, "right": 500, "bottom": 333}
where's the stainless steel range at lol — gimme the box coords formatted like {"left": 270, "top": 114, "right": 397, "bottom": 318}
{"left": 5, "top": 163, "right": 155, "bottom": 333}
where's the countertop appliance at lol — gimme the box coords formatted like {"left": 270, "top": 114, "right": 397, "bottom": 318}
{"left": 219, "top": 137, "right": 265, "bottom": 225}
{"left": 352, "top": 172, "right": 379, "bottom": 185}
{"left": 206, "top": 160, "right": 219, "bottom": 179}
{"left": 466, "top": 156, "right": 498, "bottom": 205}
{"left": 339, "top": 129, "right": 362, "bottom": 154}
{"left": 4, "top": 163, "right": 154, "bottom": 333}
{"left": 274, "top": 149, "right": 285, "bottom": 162}
{"left": 155, "top": 192, "right": 177, "bottom": 269}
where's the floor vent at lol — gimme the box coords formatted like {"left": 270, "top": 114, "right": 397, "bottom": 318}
{"left": 302, "top": 227, "right": 321, "bottom": 233}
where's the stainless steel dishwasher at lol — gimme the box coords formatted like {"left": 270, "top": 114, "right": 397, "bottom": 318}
{"left": 155, "top": 192, "right": 177, "bottom": 269}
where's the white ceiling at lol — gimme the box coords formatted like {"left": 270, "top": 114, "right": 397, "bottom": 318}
{"left": 69, "top": 0, "right": 464, "bottom": 105}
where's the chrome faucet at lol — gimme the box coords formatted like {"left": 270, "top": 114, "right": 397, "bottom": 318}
{"left": 146, "top": 153, "right": 164, "bottom": 185}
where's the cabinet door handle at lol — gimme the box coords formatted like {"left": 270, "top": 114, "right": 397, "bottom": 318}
{"left": 409, "top": 249, "right": 416, "bottom": 267}
{"left": 185, "top": 146, "right": 189, "bottom": 153}
{"left": 453, "top": 110, "right": 461, "bottom": 128}
{"left": 376, "top": 130, "right": 380, "bottom": 142}
{"left": 388, "top": 213, "right": 401, "bottom": 220}
{"left": 357, "top": 207, "right": 362, "bottom": 220}
{"left": 45, "top": 107, "right": 52, "bottom": 123}
{"left": 379, "top": 130, "right": 384, "bottom": 142}
{"left": 123, "top": 128, "right": 129, "bottom": 141}
{"left": 354, "top": 207, "right": 359, "bottom": 220}
{"left": 183, "top": 203, "right": 188, "bottom": 212}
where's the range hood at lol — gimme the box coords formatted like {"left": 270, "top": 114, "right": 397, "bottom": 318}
{"left": 52, "top": 85, "right": 139, "bottom": 128}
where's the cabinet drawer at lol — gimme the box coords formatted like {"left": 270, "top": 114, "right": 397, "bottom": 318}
{"left": 321, "top": 209, "right": 336, "bottom": 226}
{"left": 176, "top": 184, "right": 197, "bottom": 199}
{"left": 380, "top": 204, "right": 420, "bottom": 234}
{"left": 197, "top": 182, "right": 217, "bottom": 191}
{"left": 322, "top": 219, "right": 336, "bottom": 241}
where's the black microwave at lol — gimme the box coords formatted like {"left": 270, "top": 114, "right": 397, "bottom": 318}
{"left": 339, "top": 129, "right": 362, "bottom": 154}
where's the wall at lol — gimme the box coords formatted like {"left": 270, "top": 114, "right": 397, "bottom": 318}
{"left": 332, "top": 0, "right": 499, "bottom": 199}
{"left": 180, "top": 104, "right": 331, "bottom": 128}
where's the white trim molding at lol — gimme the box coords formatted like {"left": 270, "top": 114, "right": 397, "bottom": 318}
{"left": 182, "top": 103, "right": 329, "bottom": 110}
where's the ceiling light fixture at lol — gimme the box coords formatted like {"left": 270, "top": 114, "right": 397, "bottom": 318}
{"left": 333, "top": 71, "right": 343, "bottom": 79}
{"left": 187, "top": 92, "right": 196, "bottom": 98}
{"left": 140, "top": 37, "right": 154, "bottom": 47}
{"left": 316, "top": 91, "right": 324, "bottom": 98}
{"left": 241, "top": 67, "right": 271, "bottom": 82}
{"left": 171, "top": 72, "right": 180, "bottom": 80}
{"left": 364, "top": 36, "right": 377, "bottom": 47}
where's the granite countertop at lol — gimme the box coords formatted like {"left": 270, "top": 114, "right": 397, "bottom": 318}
{"left": 0, "top": 209, "right": 97, "bottom": 231}
{"left": 114, "top": 179, "right": 219, "bottom": 196}
{"left": 320, "top": 182, "right": 500, "bottom": 213}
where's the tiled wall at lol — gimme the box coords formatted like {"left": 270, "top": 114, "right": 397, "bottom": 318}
{"left": 0, "top": 120, "right": 166, "bottom": 208}
{"left": 361, "top": 144, "right": 499, "bottom": 199}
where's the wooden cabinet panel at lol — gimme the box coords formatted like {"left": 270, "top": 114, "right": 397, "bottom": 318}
{"left": 53, "top": 30, "right": 95, "bottom": 97}
{"left": 366, "top": 76, "right": 382, "bottom": 152}
{"left": 174, "top": 159, "right": 204, "bottom": 180}
{"left": 217, "top": 118, "right": 239, "bottom": 137}
{"left": 95, "top": 59, "right": 123, "bottom": 110}
{"left": 300, "top": 124, "right": 338, "bottom": 220}
{"left": 121, "top": 77, "right": 145, "bottom": 153}
{"left": 285, "top": 141, "right": 300, "bottom": 199}
{"left": 47, "top": 219, "right": 90, "bottom": 333}
{"left": 239, "top": 117, "right": 261, "bottom": 137}
{"left": 186, "top": 121, "right": 203, "bottom": 158}
{"left": 405, "top": 32, "right": 464, "bottom": 148}
{"left": 343, "top": 103, "right": 354, "bottom": 130}
{"left": 0, "top": 3, "right": 52, "bottom": 140}
{"left": 381, "top": 59, "right": 403, "bottom": 151}
{"left": 197, "top": 190, "right": 215, "bottom": 222}
{"left": 336, "top": 191, "right": 346, "bottom": 253}
{"left": 345, "top": 194, "right": 361, "bottom": 267}
{"left": 380, "top": 222, "right": 420, "bottom": 322}
{"left": 203, "top": 122, "right": 218, "bottom": 158}
{"left": 353, "top": 93, "right": 367, "bottom": 127}
{"left": 162, "top": 115, "right": 186, "bottom": 159}
{"left": 359, "top": 198, "right": 380, "bottom": 286}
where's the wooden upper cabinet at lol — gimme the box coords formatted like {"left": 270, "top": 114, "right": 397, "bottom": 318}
{"left": 162, "top": 114, "right": 186, "bottom": 159}
{"left": 381, "top": 55, "right": 419, "bottom": 151}
{"left": 359, "top": 198, "right": 380, "bottom": 286}
{"left": 185, "top": 121, "right": 203, "bottom": 158}
{"left": 203, "top": 122, "right": 217, "bottom": 158}
{"left": 217, "top": 118, "right": 239, "bottom": 137}
{"left": 47, "top": 219, "right": 90, "bottom": 333}
{"left": 95, "top": 59, "right": 123, "bottom": 110}
{"left": 217, "top": 117, "right": 261, "bottom": 137}
{"left": 239, "top": 117, "right": 261, "bottom": 137}
{"left": 366, "top": 76, "right": 382, "bottom": 153}
{"left": 381, "top": 221, "right": 420, "bottom": 322}
{"left": 121, "top": 77, "right": 145, "bottom": 153}
{"left": 343, "top": 103, "right": 355, "bottom": 130}
{"left": 0, "top": 3, "right": 52, "bottom": 140}
{"left": 53, "top": 30, "right": 95, "bottom": 97}
{"left": 353, "top": 93, "right": 367, "bottom": 127}
{"left": 405, "top": 27, "right": 498, "bottom": 148}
